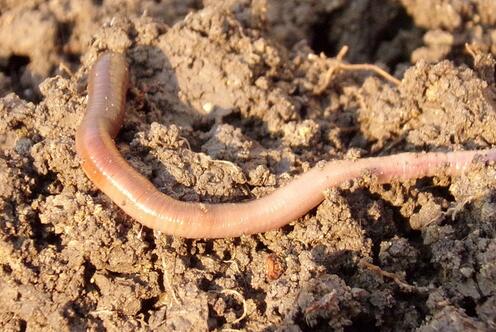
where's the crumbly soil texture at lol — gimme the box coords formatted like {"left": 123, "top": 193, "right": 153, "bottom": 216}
{"left": 1, "top": 0, "right": 496, "bottom": 331}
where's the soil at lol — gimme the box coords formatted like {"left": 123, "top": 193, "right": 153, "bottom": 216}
{"left": 1, "top": 0, "right": 496, "bottom": 331}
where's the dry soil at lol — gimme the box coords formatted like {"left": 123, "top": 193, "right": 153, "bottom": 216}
{"left": 1, "top": 0, "right": 496, "bottom": 331}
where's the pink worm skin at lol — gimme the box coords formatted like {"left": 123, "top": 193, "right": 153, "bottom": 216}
{"left": 75, "top": 52, "right": 496, "bottom": 239}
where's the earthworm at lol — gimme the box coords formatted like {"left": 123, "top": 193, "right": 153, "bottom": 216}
{"left": 75, "top": 52, "right": 496, "bottom": 239}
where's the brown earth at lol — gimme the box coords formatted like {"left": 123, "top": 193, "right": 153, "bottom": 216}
{"left": 1, "top": 0, "right": 496, "bottom": 331}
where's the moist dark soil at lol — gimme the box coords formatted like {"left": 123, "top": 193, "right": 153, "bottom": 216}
{"left": 1, "top": 0, "right": 496, "bottom": 331}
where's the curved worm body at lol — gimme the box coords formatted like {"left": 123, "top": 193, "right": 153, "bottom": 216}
{"left": 76, "top": 52, "right": 496, "bottom": 238}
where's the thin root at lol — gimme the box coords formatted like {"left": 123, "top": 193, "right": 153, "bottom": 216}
{"left": 359, "top": 259, "right": 428, "bottom": 293}
{"left": 315, "top": 45, "right": 401, "bottom": 94}
{"left": 58, "top": 62, "right": 74, "bottom": 77}
{"left": 223, "top": 251, "right": 241, "bottom": 274}
{"left": 89, "top": 309, "right": 115, "bottom": 316}
{"left": 337, "top": 62, "right": 401, "bottom": 86}
{"left": 161, "top": 256, "right": 181, "bottom": 305}
{"left": 445, "top": 192, "right": 487, "bottom": 221}
{"left": 220, "top": 289, "right": 247, "bottom": 325}
{"left": 178, "top": 135, "right": 192, "bottom": 150}
{"left": 212, "top": 159, "right": 243, "bottom": 172}
{"left": 465, "top": 43, "right": 477, "bottom": 60}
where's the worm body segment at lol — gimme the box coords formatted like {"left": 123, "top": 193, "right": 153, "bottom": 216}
{"left": 75, "top": 52, "right": 496, "bottom": 238}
